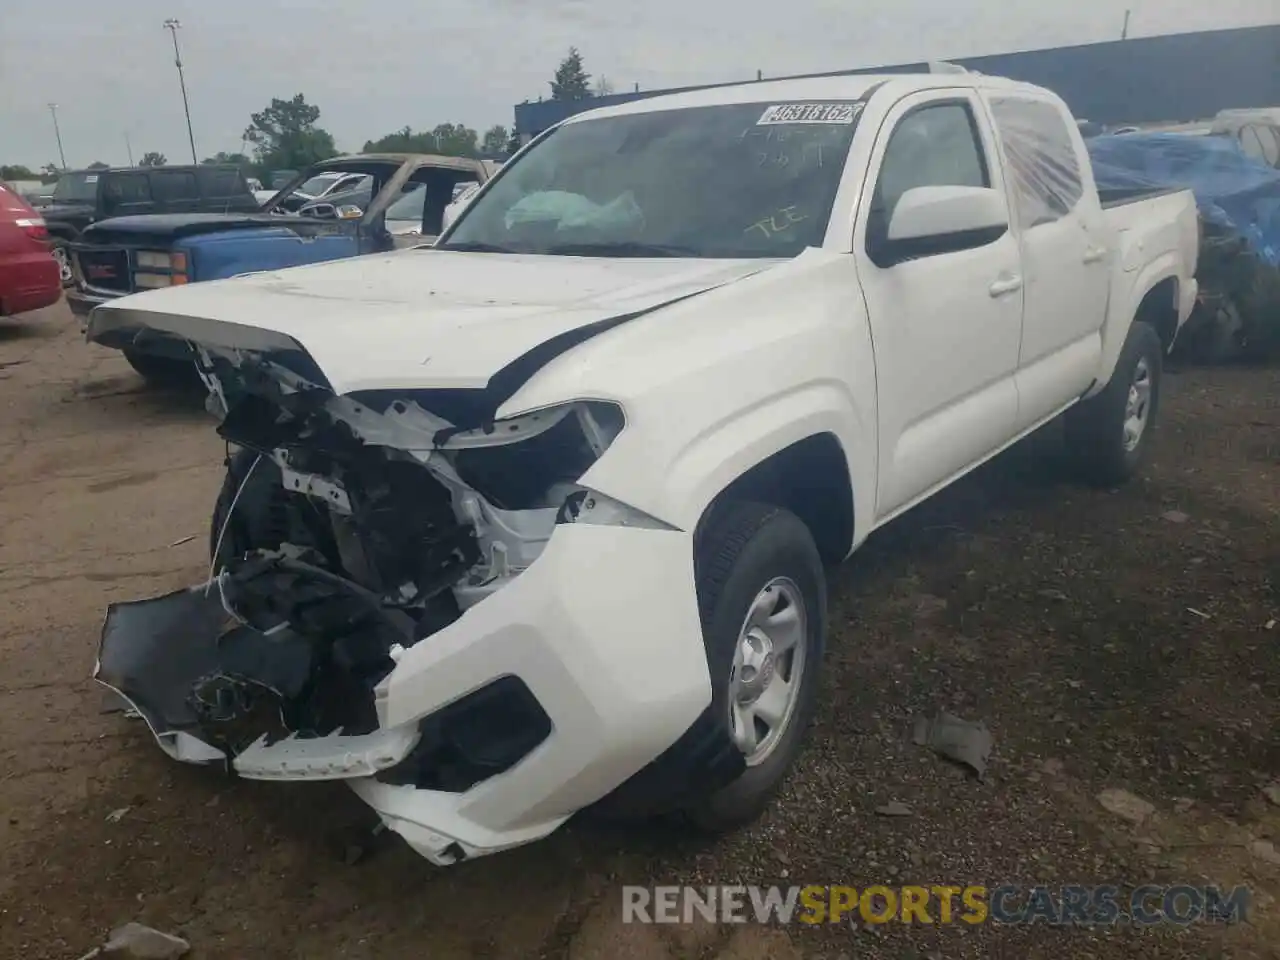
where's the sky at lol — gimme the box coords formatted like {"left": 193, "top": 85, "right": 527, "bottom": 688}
{"left": 1, "top": 0, "right": 1274, "bottom": 170}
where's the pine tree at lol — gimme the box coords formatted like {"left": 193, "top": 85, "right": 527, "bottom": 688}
{"left": 550, "top": 48, "right": 592, "bottom": 101}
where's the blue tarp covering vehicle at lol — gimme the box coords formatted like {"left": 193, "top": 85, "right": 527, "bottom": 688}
{"left": 1088, "top": 133, "right": 1280, "bottom": 360}
{"left": 1088, "top": 132, "right": 1280, "bottom": 266}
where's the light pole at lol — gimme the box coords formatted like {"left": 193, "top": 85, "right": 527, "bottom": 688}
{"left": 48, "top": 103, "right": 67, "bottom": 169}
{"left": 163, "top": 18, "right": 198, "bottom": 163}
{"left": 124, "top": 131, "right": 135, "bottom": 166}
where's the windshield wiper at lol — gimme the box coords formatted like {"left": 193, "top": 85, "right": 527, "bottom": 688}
{"left": 437, "top": 240, "right": 519, "bottom": 253}
{"left": 544, "top": 241, "right": 700, "bottom": 258}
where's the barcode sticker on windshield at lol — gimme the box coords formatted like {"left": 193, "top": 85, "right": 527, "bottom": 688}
{"left": 757, "top": 103, "right": 861, "bottom": 125}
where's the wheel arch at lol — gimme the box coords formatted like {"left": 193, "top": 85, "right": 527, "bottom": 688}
{"left": 693, "top": 432, "right": 856, "bottom": 566}
{"left": 1088, "top": 260, "right": 1181, "bottom": 399}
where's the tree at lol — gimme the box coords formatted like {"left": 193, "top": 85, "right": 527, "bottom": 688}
{"left": 481, "top": 125, "right": 510, "bottom": 156}
{"left": 40, "top": 163, "right": 62, "bottom": 182}
{"left": 431, "top": 123, "right": 479, "bottom": 157}
{"left": 594, "top": 76, "right": 615, "bottom": 97}
{"left": 86, "top": 161, "right": 109, "bottom": 170}
{"left": 0, "top": 164, "right": 38, "bottom": 181}
{"left": 362, "top": 123, "right": 479, "bottom": 158}
{"left": 243, "top": 94, "right": 338, "bottom": 173}
{"left": 139, "top": 152, "right": 167, "bottom": 167}
{"left": 550, "top": 48, "right": 592, "bottom": 101}
{"left": 201, "top": 151, "right": 250, "bottom": 167}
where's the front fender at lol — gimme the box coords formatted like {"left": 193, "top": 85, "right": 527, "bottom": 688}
{"left": 589, "top": 381, "right": 868, "bottom": 542}
{"left": 496, "top": 252, "right": 878, "bottom": 550}
{"left": 184, "top": 228, "right": 359, "bottom": 282}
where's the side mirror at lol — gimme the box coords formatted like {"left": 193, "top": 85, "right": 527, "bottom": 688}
{"left": 302, "top": 202, "right": 336, "bottom": 220}
{"left": 336, "top": 204, "right": 363, "bottom": 220}
{"left": 874, "top": 185, "right": 1009, "bottom": 265}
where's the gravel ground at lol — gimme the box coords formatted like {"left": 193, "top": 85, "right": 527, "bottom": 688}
{"left": 1, "top": 303, "right": 1276, "bottom": 959}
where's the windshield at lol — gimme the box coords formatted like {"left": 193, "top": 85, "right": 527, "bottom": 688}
{"left": 442, "top": 101, "right": 863, "bottom": 258}
{"left": 52, "top": 172, "right": 100, "bottom": 203}
{"left": 385, "top": 183, "right": 426, "bottom": 220}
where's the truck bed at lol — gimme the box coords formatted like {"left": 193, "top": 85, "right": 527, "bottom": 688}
{"left": 1098, "top": 185, "right": 1188, "bottom": 209}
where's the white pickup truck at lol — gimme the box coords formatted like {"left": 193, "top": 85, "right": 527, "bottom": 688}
{"left": 87, "top": 69, "right": 1198, "bottom": 867}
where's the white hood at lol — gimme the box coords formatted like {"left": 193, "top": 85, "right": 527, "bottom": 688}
{"left": 87, "top": 250, "right": 770, "bottom": 395}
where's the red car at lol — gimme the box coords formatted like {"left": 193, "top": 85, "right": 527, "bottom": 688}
{"left": 0, "top": 184, "right": 61, "bottom": 316}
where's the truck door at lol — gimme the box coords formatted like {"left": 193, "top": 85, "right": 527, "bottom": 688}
{"left": 984, "top": 95, "right": 1109, "bottom": 430}
{"left": 855, "top": 90, "right": 1024, "bottom": 520}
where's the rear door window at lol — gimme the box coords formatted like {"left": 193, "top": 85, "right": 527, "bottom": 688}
{"left": 149, "top": 171, "right": 199, "bottom": 203}
{"left": 989, "top": 97, "right": 1085, "bottom": 230}
{"left": 197, "top": 167, "right": 246, "bottom": 198}
{"left": 102, "top": 173, "right": 152, "bottom": 214}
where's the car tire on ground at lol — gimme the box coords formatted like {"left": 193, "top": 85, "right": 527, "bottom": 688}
{"left": 1064, "top": 320, "right": 1164, "bottom": 487}
{"left": 50, "top": 239, "right": 74, "bottom": 287}
{"left": 682, "top": 501, "right": 827, "bottom": 832}
{"left": 121, "top": 348, "right": 202, "bottom": 390}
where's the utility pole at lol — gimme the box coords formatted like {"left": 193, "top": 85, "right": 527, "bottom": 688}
{"left": 1121, "top": 9, "right": 1131, "bottom": 40}
{"left": 124, "top": 131, "right": 135, "bottom": 166}
{"left": 163, "top": 18, "right": 198, "bottom": 163}
{"left": 48, "top": 103, "right": 67, "bottom": 169}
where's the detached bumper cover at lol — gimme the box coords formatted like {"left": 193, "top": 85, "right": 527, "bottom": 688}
{"left": 95, "top": 522, "right": 711, "bottom": 865}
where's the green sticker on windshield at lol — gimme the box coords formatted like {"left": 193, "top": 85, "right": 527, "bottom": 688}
{"left": 757, "top": 103, "right": 861, "bottom": 125}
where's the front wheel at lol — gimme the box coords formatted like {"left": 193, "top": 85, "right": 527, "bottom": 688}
{"left": 1065, "top": 320, "right": 1164, "bottom": 487}
{"left": 683, "top": 501, "right": 827, "bottom": 831}
{"left": 122, "top": 348, "right": 202, "bottom": 390}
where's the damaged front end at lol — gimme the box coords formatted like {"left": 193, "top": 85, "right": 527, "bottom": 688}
{"left": 96, "top": 343, "right": 710, "bottom": 862}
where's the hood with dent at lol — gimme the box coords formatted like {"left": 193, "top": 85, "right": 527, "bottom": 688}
{"left": 86, "top": 250, "right": 773, "bottom": 395}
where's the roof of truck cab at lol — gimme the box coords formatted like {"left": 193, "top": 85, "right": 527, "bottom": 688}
{"left": 65, "top": 164, "right": 242, "bottom": 175}
{"left": 560, "top": 72, "right": 1055, "bottom": 125}
{"left": 321, "top": 153, "right": 489, "bottom": 171}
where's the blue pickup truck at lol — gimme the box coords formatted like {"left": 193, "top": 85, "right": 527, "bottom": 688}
{"left": 69, "top": 153, "right": 492, "bottom": 383}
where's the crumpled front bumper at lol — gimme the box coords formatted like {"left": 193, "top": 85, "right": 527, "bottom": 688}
{"left": 95, "top": 522, "right": 711, "bottom": 865}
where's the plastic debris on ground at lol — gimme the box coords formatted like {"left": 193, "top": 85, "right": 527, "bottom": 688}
{"left": 911, "top": 712, "right": 993, "bottom": 780}
{"left": 77, "top": 923, "right": 190, "bottom": 960}
{"left": 1088, "top": 132, "right": 1280, "bottom": 361}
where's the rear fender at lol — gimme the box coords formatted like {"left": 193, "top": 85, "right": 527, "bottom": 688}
{"left": 1086, "top": 251, "right": 1181, "bottom": 398}
{"left": 185, "top": 228, "right": 359, "bottom": 282}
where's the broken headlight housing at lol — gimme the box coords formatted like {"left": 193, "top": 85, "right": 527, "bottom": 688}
{"left": 442, "top": 401, "right": 625, "bottom": 512}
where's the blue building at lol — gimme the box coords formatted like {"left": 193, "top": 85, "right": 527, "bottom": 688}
{"left": 513, "top": 24, "right": 1280, "bottom": 140}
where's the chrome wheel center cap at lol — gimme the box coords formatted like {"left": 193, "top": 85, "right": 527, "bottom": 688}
{"left": 736, "top": 631, "right": 776, "bottom": 704}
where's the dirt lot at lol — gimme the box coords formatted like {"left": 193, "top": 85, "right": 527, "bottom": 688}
{"left": 1, "top": 303, "right": 1277, "bottom": 959}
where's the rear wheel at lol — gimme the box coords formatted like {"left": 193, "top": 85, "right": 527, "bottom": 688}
{"left": 1065, "top": 320, "right": 1164, "bottom": 486}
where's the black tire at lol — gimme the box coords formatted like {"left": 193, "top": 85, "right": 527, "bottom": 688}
{"left": 1064, "top": 320, "right": 1164, "bottom": 487}
{"left": 209, "top": 448, "right": 287, "bottom": 569}
{"left": 122, "top": 348, "right": 202, "bottom": 390}
{"left": 682, "top": 501, "right": 827, "bottom": 832}
{"left": 50, "top": 239, "right": 74, "bottom": 287}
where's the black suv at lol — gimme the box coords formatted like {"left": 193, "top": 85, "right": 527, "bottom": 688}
{"left": 42, "top": 165, "right": 258, "bottom": 285}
